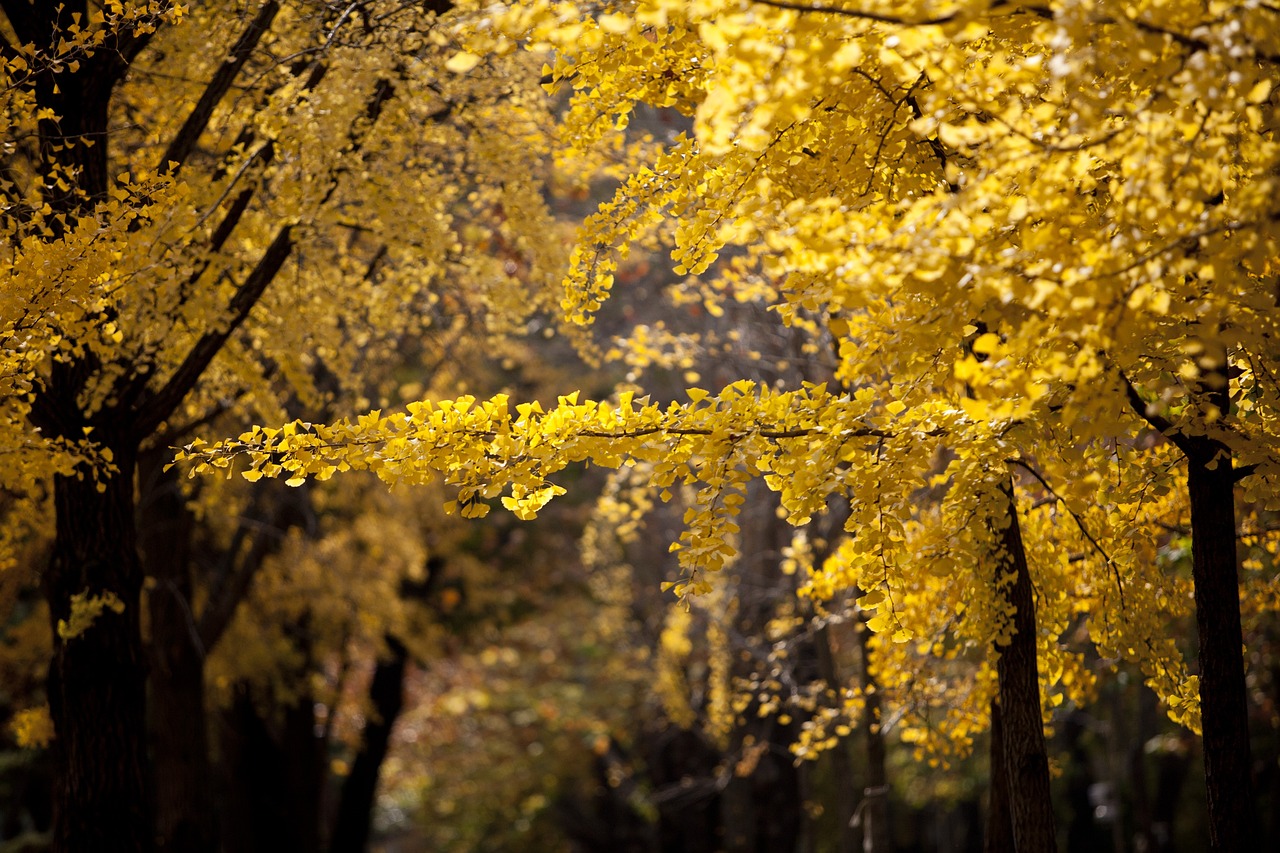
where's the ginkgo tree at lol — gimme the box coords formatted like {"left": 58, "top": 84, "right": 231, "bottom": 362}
{"left": 184, "top": 1, "right": 1279, "bottom": 851}
{"left": 0, "top": 1, "right": 573, "bottom": 850}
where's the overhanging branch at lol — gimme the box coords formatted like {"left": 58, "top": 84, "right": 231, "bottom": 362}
{"left": 134, "top": 225, "right": 294, "bottom": 439}
{"left": 158, "top": 0, "right": 280, "bottom": 175}
{"left": 1115, "top": 367, "right": 1190, "bottom": 453}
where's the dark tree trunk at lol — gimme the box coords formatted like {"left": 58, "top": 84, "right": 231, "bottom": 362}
{"left": 218, "top": 686, "right": 325, "bottom": 853}
{"left": 1185, "top": 440, "right": 1256, "bottom": 851}
{"left": 991, "top": 487, "right": 1056, "bottom": 852}
{"left": 855, "top": 616, "right": 892, "bottom": 853}
{"left": 1123, "top": 351, "right": 1258, "bottom": 849}
{"left": 1062, "top": 713, "right": 1107, "bottom": 853}
{"left": 328, "top": 636, "right": 409, "bottom": 853}
{"left": 1151, "top": 730, "right": 1194, "bottom": 853}
{"left": 280, "top": 695, "right": 326, "bottom": 853}
{"left": 721, "top": 718, "right": 803, "bottom": 853}
{"left": 138, "top": 451, "right": 215, "bottom": 853}
{"left": 813, "top": 622, "right": 861, "bottom": 853}
{"left": 1130, "top": 687, "right": 1157, "bottom": 853}
{"left": 648, "top": 728, "right": 722, "bottom": 853}
{"left": 19, "top": 5, "right": 159, "bottom": 849}
{"left": 43, "top": 438, "right": 153, "bottom": 853}
{"left": 984, "top": 701, "right": 1015, "bottom": 853}
{"left": 217, "top": 689, "right": 285, "bottom": 853}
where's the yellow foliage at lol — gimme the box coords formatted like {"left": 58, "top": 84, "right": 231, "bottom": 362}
{"left": 10, "top": 705, "right": 55, "bottom": 749}
{"left": 57, "top": 590, "right": 126, "bottom": 641}
{"left": 188, "top": 0, "right": 1280, "bottom": 753}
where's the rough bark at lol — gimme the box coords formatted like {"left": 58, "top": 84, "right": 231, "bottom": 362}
{"left": 20, "top": 8, "right": 154, "bottom": 844}
{"left": 1186, "top": 439, "right": 1256, "bottom": 851}
{"left": 43, "top": 437, "right": 153, "bottom": 853}
{"left": 991, "top": 487, "right": 1056, "bottom": 852}
{"left": 11, "top": 7, "right": 403, "bottom": 852}
{"left": 328, "top": 636, "right": 409, "bottom": 853}
{"left": 15, "top": 6, "right": 170, "bottom": 849}
{"left": 1121, "top": 356, "right": 1258, "bottom": 849}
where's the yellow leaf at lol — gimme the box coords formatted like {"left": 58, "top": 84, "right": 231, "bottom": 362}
{"left": 1246, "top": 79, "right": 1273, "bottom": 104}
{"left": 597, "top": 13, "right": 632, "bottom": 34}
{"left": 445, "top": 51, "right": 482, "bottom": 73}
{"left": 971, "top": 333, "right": 1000, "bottom": 355}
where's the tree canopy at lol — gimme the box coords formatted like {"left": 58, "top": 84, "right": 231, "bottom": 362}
{"left": 4, "top": 0, "right": 1280, "bottom": 851}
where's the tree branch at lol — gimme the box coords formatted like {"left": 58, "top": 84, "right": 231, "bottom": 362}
{"left": 1115, "top": 367, "right": 1191, "bottom": 454}
{"left": 133, "top": 225, "right": 293, "bottom": 439}
{"left": 157, "top": 0, "right": 280, "bottom": 175}
{"left": 197, "top": 482, "right": 312, "bottom": 651}
{"left": 0, "top": 0, "right": 43, "bottom": 47}
{"left": 1010, "top": 457, "right": 1126, "bottom": 610}
{"left": 127, "top": 56, "right": 405, "bottom": 438}
{"left": 749, "top": 0, "right": 960, "bottom": 25}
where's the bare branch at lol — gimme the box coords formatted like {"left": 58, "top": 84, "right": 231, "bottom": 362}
{"left": 1115, "top": 367, "right": 1189, "bottom": 453}
{"left": 158, "top": 1, "right": 280, "bottom": 175}
{"left": 750, "top": 0, "right": 960, "bottom": 25}
{"left": 134, "top": 225, "right": 294, "bottom": 439}
{"left": 198, "top": 482, "right": 312, "bottom": 651}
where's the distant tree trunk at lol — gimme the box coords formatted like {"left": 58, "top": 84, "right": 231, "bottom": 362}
{"left": 1062, "top": 712, "right": 1107, "bottom": 853}
{"left": 1185, "top": 439, "right": 1256, "bottom": 851}
{"left": 217, "top": 689, "right": 283, "bottom": 853}
{"left": 328, "top": 636, "right": 409, "bottom": 853}
{"left": 649, "top": 728, "right": 722, "bottom": 853}
{"left": 1150, "top": 730, "right": 1193, "bottom": 853}
{"left": 854, "top": 616, "right": 891, "bottom": 853}
{"left": 721, "top": 717, "right": 802, "bottom": 853}
{"left": 1130, "top": 688, "right": 1157, "bottom": 853}
{"left": 218, "top": 685, "right": 325, "bottom": 853}
{"left": 813, "top": 623, "right": 861, "bottom": 853}
{"left": 984, "top": 701, "right": 1015, "bottom": 853}
{"left": 139, "top": 451, "right": 215, "bottom": 853}
{"left": 991, "top": 485, "right": 1056, "bottom": 852}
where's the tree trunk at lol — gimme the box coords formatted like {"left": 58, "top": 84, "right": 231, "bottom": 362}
{"left": 1151, "top": 729, "right": 1193, "bottom": 853}
{"left": 328, "top": 636, "right": 409, "bottom": 853}
{"left": 984, "top": 701, "right": 1015, "bottom": 853}
{"left": 43, "top": 440, "right": 154, "bottom": 853}
{"left": 991, "top": 486, "right": 1056, "bottom": 852}
{"left": 1185, "top": 441, "right": 1256, "bottom": 850}
{"left": 23, "top": 6, "right": 156, "bottom": 848}
{"left": 1123, "top": 348, "right": 1258, "bottom": 848}
{"left": 854, "top": 617, "right": 892, "bottom": 853}
{"left": 139, "top": 451, "right": 215, "bottom": 853}
{"left": 217, "top": 685, "right": 325, "bottom": 853}
{"left": 648, "top": 728, "right": 722, "bottom": 853}
{"left": 813, "top": 622, "right": 862, "bottom": 853}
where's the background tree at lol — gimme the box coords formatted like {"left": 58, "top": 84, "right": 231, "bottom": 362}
{"left": 0, "top": 1, "right": 579, "bottom": 850}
